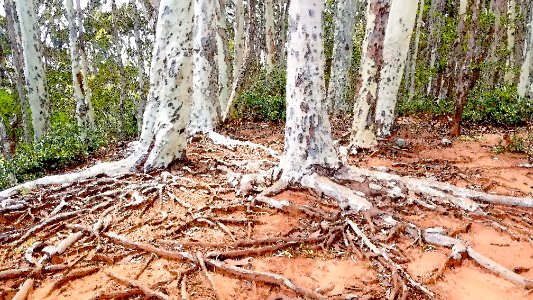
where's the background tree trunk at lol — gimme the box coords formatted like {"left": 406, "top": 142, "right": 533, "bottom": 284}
{"left": 326, "top": 0, "right": 357, "bottom": 114}
{"left": 350, "top": 0, "right": 391, "bottom": 149}
{"left": 233, "top": 0, "right": 245, "bottom": 83}
{"left": 214, "top": 0, "right": 231, "bottom": 111}
{"left": 280, "top": 0, "right": 339, "bottom": 181}
{"left": 4, "top": 0, "right": 31, "bottom": 143}
{"left": 66, "top": 0, "right": 95, "bottom": 137}
{"left": 504, "top": 0, "right": 517, "bottom": 84}
{"left": 133, "top": 0, "right": 147, "bottom": 135}
{"left": 265, "top": 0, "right": 276, "bottom": 74}
{"left": 16, "top": 0, "right": 50, "bottom": 141}
{"left": 518, "top": 2, "right": 533, "bottom": 98}
{"left": 188, "top": 0, "right": 220, "bottom": 135}
{"left": 407, "top": 0, "right": 425, "bottom": 102}
{"left": 111, "top": 0, "right": 127, "bottom": 137}
{"left": 374, "top": 0, "right": 418, "bottom": 137}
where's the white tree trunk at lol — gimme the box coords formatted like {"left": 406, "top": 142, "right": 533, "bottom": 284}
{"left": 374, "top": 0, "right": 418, "bottom": 137}
{"left": 265, "top": 0, "right": 276, "bottom": 74}
{"left": 16, "top": 0, "right": 50, "bottom": 141}
{"left": 350, "top": 0, "right": 390, "bottom": 149}
{"left": 407, "top": 0, "right": 425, "bottom": 102}
{"left": 233, "top": 0, "right": 245, "bottom": 82}
{"left": 65, "top": 0, "right": 95, "bottom": 136}
{"left": 134, "top": 0, "right": 194, "bottom": 172}
{"left": 326, "top": 0, "right": 356, "bottom": 113}
{"left": 188, "top": 0, "right": 220, "bottom": 135}
{"left": 504, "top": 0, "right": 516, "bottom": 84}
{"left": 518, "top": 5, "right": 533, "bottom": 97}
{"left": 280, "top": 0, "right": 339, "bottom": 181}
{"left": 214, "top": 0, "right": 231, "bottom": 111}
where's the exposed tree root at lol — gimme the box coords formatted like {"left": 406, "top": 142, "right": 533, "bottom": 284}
{"left": 88, "top": 289, "right": 144, "bottom": 300}
{"left": 12, "top": 278, "right": 34, "bottom": 300}
{"left": 207, "top": 131, "right": 280, "bottom": 158}
{"left": 46, "top": 266, "right": 100, "bottom": 296}
{"left": 105, "top": 271, "right": 170, "bottom": 300}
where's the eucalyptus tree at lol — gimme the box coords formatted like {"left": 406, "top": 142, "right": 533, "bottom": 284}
{"left": 66, "top": 0, "right": 95, "bottom": 136}
{"left": 16, "top": 0, "right": 51, "bottom": 141}
{"left": 406, "top": 0, "right": 424, "bottom": 103}
{"left": 188, "top": 0, "right": 221, "bottom": 134}
{"left": 326, "top": 0, "right": 357, "bottom": 113}
{"left": 374, "top": 0, "right": 418, "bottom": 137}
{"left": 518, "top": 3, "right": 533, "bottom": 98}
{"left": 4, "top": 0, "right": 31, "bottom": 142}
{"left": 132, "top": 0, "right": 147, "bottom": 134}
{"left": 350, "top": 0, "right": 390, "bottom": 150}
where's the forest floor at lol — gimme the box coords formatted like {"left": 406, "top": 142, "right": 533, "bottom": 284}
{"left": 0, "top": 116, "right": 532, "bottom": 300}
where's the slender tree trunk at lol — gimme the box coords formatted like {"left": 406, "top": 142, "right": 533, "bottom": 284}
{"left": 326, "top": 0, "right": 357, "bottom": 114}
{"left": 233, "top": 0, "right": 245, "bottom": 82}
{"left": 451, "top": 0, "right": 485, "bottom": 137}
{"left": 66, "top": 0, "right": 94, "bottom": 137}
{"left": 132, "top": 0, "right": 194, "bottom": 172}
{"left": 111, "top": 0, "right": 127, "bottom": 137}
{"left": 407, "top": 0, "right": 425, "bottom": 102}
{"left": 188, "top": 0, "right": 220, "bottom": 135}
{"left": 215, "top": 0, "right": 231, "bottom": 111}
{"left": 518, "top": 3, "right": 533, "bottom": 98}
{"left": 504, "top": 0, "right": 516, "bottom": 84}
{"left": 279, "top": 0, "right": 290, "bottom": 67}
{"left": 4, "top": 0, "right": 31, "bottom": 143}
{"left": 265, "top": 0, "right": 276, "bottom": 74}
{"left": 280, "top": 0, "right": 339, "bottom": 181}
{"left": 374, "top": 0, "right": 418, "bottom": 137}
{"left": 16, "top": 0, "right": 50, "bottom": 141}
{"left": 486, "top": 0, "right": 506, "bottom": 87}
{"left": 425, "top": 0, "right": 445, "bottom": 97}
{"left": 350, "top": 0, "right": 391, "bottom": 149}
{"left": 132, "top": 0, "right": 147, "bottom": 134}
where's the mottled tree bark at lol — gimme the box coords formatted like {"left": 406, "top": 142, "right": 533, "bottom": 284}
{"left": 4, "top": 0, "right": 31, "bottom": 143}
{"left": 486, "top": 0, "right": 507, "bottom": 87}
{"left": 280, "top": 0, "right": 339, "bottom": 180}
{"left": 374, "top": 0, "right": 418, "bottom": 137}
{"left": 214, "top": 0, "right": 231, "bottom": 111}
{"left": 16, "top": 0, "right": 50, "bottom": 141}
{"left": 350, "top": 0, "right": 390, "bottom": 149}
{"left": 425, "top": 0, "right": 445, "bottom": 97}
{"left": 504, "top": 0, "right": 517, "bottom": 84}
{"left": 188, "top": 0, "right": 221, "bottom": 134}
{"left": 518, "top": 3, "right": 533, "bottom": 98}
{"left": 66, "top": 0, "right": 95, "bottom": 137}
{"left": 132, "top": 0, "right": 194, "bottom": 172}
{"left": 233, "top": 0, "right": 245, "bottom": 83}
{"left": 326, "top": 0, "right": 357, "bottom": 113}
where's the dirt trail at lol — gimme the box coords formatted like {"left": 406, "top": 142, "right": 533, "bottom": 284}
{"left": 1, "top": 118, "right": 532, "bottom": 300}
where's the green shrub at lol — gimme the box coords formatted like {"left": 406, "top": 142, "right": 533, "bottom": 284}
{"left": 0, "top": 126, "right": 106, "bottom": 190}
{"left": 234, "top": 68, "right": 286, "bottom": 122}
{"left": 397, "top": 95, "right": 455, "bottom": 116}
{"left": 463, "top": 86, "right": 533, "bottom": 126}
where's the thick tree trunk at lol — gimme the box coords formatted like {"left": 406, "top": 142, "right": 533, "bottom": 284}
{"left": 188, "top": 0, "right": 220, "bottom": 135}
{"left": 407, "top": 0, "right": 425, "bottom": 102}
{"left": 214, "top": 0, "right": 231, "bottom": 111}
{"left": 16, "top": 0, "right": 50, "bottom": 141}
{"left": 111, "top": 0, "right": 127, "bottom": 137}
{"left": 374, "top": 0, "right": 418, "bottom": 137}
{"left": 265, "top": 0, "right": 275, "bottom": 74}
{"left": 326, "top": 0, "right": 357, "bottom": 114}
{"left": 350, "top": 0, "right": 391, "bottom": 149}
{"left": 133, "top": 0, "right": 194, "bottom": 172}
{"left": 133, "top": 0, "right": 147, "bottom": 135}
{"left": 4, "top": 0, "right": 31, "bottom": 143}
{"left": 280, "top": 0, "right": 339, "bottom": 181}
{"left": 66, "top": 0, "right": 95, "bottom": 136}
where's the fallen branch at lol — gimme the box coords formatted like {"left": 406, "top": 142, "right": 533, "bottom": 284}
{"left": 46, "top": 266, "right": 100, "bottom": 296}
{"left": 105, "top": 271, "right": 170, "bottom": 300}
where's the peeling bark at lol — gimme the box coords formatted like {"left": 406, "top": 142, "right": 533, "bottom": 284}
{"left": 374, "top": 0, "right": 418, "bottom": 137}
{"left": 16, "top": 0, "right": 50, "bottom": 141}
{"left": 280, "top": 0, "right": 339, "bottom": 180}
{"left": 350, "top": 0, "right": 391, "bottom": 149}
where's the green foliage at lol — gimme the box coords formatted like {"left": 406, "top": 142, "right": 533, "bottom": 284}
{"left": 397, "top": 96, "right": 454, "bottom": 117}
{"left": 463, "top": 87, "right": 533, "bottom": 126}
{"left": 0, "top": 89, "right": 18, "bottom": 121}
{"left": 234, "top": 68, "right": 286, "bottom": 122}
{"left": 0, "top": 125, "right": 106, "bottom": 190}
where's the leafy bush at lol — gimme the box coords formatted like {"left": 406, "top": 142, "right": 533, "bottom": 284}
{"left": 0, "top": 126, "right": 106, "bottom": 190}
{"left": 397, "top": 96, "right": 455, "bottom": 116}
{"left": 235, "top": 68, "right": 286, "bottom": 122}
{"left": 463, "top": 87, "right": 533, "bottom": 126}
